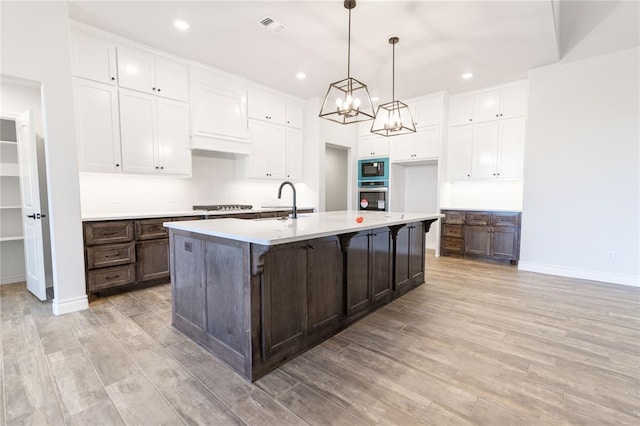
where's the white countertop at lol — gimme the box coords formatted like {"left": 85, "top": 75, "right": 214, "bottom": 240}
{"left": 82, "top": 206, "right": 312, "bottom": 221}
{"left": 164, "top": 210, "right": 443, "bottom": 246}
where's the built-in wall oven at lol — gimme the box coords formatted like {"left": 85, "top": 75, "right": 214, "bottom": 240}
{"left": 358, "top": 187, "right": 388, "bottom": 211}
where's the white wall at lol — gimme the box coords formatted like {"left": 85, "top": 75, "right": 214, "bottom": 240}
{"left": 325, "top": 146, "right": 348, "bottom": 211}
{"left": 519, "top": 47, "right": 639, "bottom": 286}
{"left": 1, "top": 1, "right": 87, "bottom": 314}
{"left": 440, "top": 180, "right": 524, "bottom": 211}
{"left": 402, "top": 164, "right": 439, "bottom": 249}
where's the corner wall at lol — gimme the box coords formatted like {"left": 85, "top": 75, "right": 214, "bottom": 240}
{"left": 1, "top": 1, "right": 88, "bottom": 313}
{"left": 519, "top": 47, "right": 639, "bottom": 286}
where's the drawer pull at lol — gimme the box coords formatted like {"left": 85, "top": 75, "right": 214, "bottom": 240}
{"left": 102, "top": 231, "right": 119, "bottom": 236}
{"left": 104, "top": 251, "right": 120, "bottom": 258}
{"left": 147, "top": 227, "right": 161, "bottom": 231}
{"left": 105, "top": 274, "right": 121, "bottom": 280}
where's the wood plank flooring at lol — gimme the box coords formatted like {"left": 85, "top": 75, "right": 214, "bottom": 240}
{"left": 1, "top": 253, "right": 639, "bottom": 425}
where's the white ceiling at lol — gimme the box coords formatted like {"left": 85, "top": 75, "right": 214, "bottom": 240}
{"left": 68, "top": 1, "right": 639, "bottom": 101}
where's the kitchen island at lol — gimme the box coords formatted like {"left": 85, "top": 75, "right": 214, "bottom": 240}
{"left": 164, "top": 210, "right": 442, "bottom": 381}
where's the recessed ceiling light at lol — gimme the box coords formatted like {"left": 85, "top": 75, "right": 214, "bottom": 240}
{"left": 371, "top": 96, "right": 380, "bottom": 102}
{"left": 462, "top": 72, "right": 473, "bottom": 80}
{"left": 295, "top": 72, "right": 306, "bottom": 80}
{"left": 174, "top": 20, "right": 190, "bottom": 31}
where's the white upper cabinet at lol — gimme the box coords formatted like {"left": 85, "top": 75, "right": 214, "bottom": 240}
{"left": 471, "top": 118, "right": 526, "bottom": 179}
{"left": 117, "top": 46, "right": 189, "bottom": 102}
{"left": 248, "top": 86, "right": 287, "bottom": 125}
{"left": 70, "top": 29, "right": 117, "bottom": 84}
{"left": 190, "top": 67, "right": 249, "bottom": 154}
{"left": 471, "top": 122, "right": 500, "bottom": 179}
{"left": 119, "top": 88, "right": 191, "bottom": 176}
{"left": 247, "top": 120, "right": 287, "bottom": 179}
{"left": 449, "top": 95, "right": 475, "bottom": 126}
{"left": 495, "top": 117, "right": 526, "bottom": 179}
{"left": 358, "top": 136, "right": 389, "bottom": 159}
{"left": 499, "top": 84, "right": 528, "bottom": 120}
{"left": 473, "top": 82, "right": 528, "bottom": 124}
{"left": 446, "top": 81, "right": 528, "bottom": 181}
{"left": 73, "top": 78, "right": 122, "bottom": 172}
{"left": 156, "top": 97, "right": 191, "bottom": 175}
{"left": 410, "top": 98, "right": 441, "bottom": 129}
{"left": 446, "top": 126, "right": 473, "bottom": 180}
{"left": 390, "top": 127, "right": 439, "bottom": 162}
{"left": 285, "top": 127, "right": 303, "bottom": 180}
{"left": 285, "top": 99, "right": 303, "bottom": 128}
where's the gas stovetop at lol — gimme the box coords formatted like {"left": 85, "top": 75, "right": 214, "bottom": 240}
{"left": 193, "top": 204, "right": 253, "bottom": 211}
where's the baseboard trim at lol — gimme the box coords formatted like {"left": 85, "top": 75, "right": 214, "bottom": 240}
{"left": 52, "top": 295, "right": 89, "bottom": 315}
{"left": 518, "top": 261, "right": 639, "bottom": 287}
{"left": 0, "top": 275, "right": 26, "bottom": 285}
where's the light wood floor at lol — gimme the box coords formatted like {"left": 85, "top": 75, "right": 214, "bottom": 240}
{"left": 1, "top": 254, "right": 639, "bottom": 425}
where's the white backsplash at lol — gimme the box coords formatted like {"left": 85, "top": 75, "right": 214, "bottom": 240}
{"left": 79, "top": 151, "right": 317, "bottom": 216}
{"left": 440, "top": 180, "right": 524, "bottom": 211}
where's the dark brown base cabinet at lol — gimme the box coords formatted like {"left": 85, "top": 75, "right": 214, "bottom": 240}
{"left": 169, "top": 220, "right": 436, "bottom": 381}
{"left": 440, "top": 210, "right": 521, "bottom": 264}
{"left": 83, "top": 209, "right": 313, "bottom": 296}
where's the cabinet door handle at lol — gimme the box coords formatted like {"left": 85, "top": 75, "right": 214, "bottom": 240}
{"left": 469, "top": 118, "right": 473, "bottom": 122}
{"left": 160, "top": 166, "right": 164, "bottom": 170}
{"left": 157, "top": 88, "right": 161, "bottom": 92}
{"left": 104, "top": 251, "right": 120, "bottom": 258}
{"left": 115, "top": 163, "right": 120, "bottom": 167}
{"left": 102, "top": 231, "right": 119, "bottom": 236}
{"left": 308, "top": 244, "right": 315, "bottom": 250}
{"left": 105, "top": 274, "right": 121, "bottom": 280}
{"left": 152, "top": 87, "right": 156, "bottom": 91}
{"left": 111, "top": 77, "right": 115, "bottom": 81}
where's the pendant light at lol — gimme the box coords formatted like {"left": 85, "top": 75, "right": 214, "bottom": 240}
{"left": 319, "top": 0, "right": 375, "bottom": 124}
{"left": 371, "top": 37, "right": 416, "bottom": 137}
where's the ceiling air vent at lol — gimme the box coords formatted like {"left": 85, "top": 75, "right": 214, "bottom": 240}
{"left": 258, "top": 16, "right": 286, "bottom": 33}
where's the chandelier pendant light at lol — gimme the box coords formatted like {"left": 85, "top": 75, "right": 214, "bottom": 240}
{"left": 371, "top": 37, "right": 416, "bottom": 137}
{"left": 319, "top": 0, "right": 375, "bottom": 124}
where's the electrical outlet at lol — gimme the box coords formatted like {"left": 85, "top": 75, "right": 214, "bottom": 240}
{"left": 607, "top": 251, "right": 615, "bottom": 261}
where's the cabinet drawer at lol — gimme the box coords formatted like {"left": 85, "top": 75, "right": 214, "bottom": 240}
{"left": 465, "top": 212, "right": 491, "bottom": 226}
{"left": 258, "top": 212, "right": 278, "bottom": 219}
{"left": 135, "top": 219, "right": 169, "bottom": 240}
{"left": 86, "top": 243, "right": 135, "bottom": 269}
{"left": 443, "top": 211, "right": 465, "bottom": 225}
{"left": 442, "top": 237, "right": 464, "bottom": 253}
{"left": 443, "top": 224, "right": 464, "bottom": 238}
{"left": 492, "top": 213, "right": 520, "bottom": 227}
{"left": 85, "top": 221, "right": 134, "bottom": 245}
{"left": 87, "top": 264, "right": 135, "bottom": 292}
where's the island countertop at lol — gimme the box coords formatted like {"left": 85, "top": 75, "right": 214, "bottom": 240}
{"left": 164, "top": 210, "right": 443, "bottom": 245}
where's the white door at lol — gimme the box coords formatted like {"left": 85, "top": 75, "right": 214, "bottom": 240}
{"left": 154, "top": 57, "right": 189, "bottom": 102}
{"left": 16, "top": 110, "right": 47, "bottom": 300}
{"left": 285, "top": 127, "right": 303, "bottom": 180}
{"left": 116, "top": 46, "right": 155, "bottom": 94}
{"left": 497, "top": 117, "right": 526, "bottom": 179}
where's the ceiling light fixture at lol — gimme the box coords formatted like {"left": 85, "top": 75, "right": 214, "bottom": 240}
{"left": 174, "top": 20, "right": 190, "bottom": 31}
{"left": 462, "top": 72, "right": 473, "bottom": 80}
{"left": 370, "top": 37, "right": 416, "bottom": 137}
{"left": 319, "top": 0, "right": 374, "bottom": 125}
{"left": 296, "top": 72, "right": 306, "bottom": 80}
